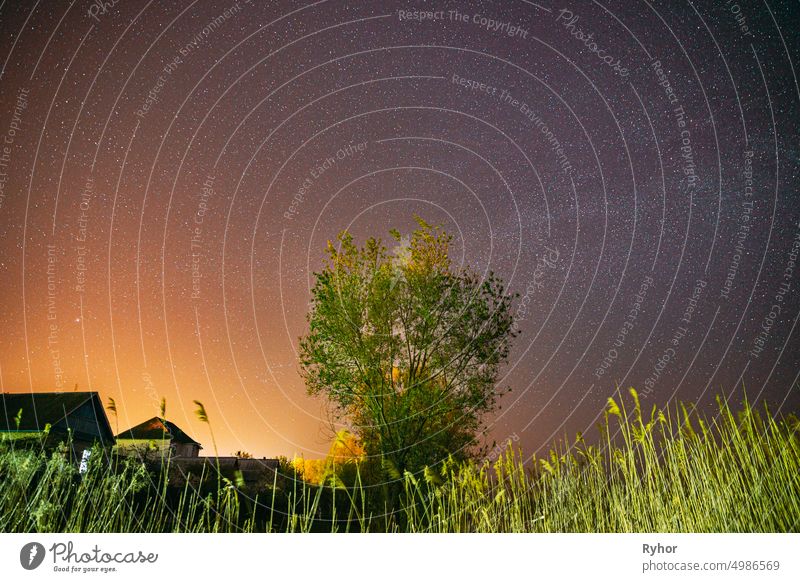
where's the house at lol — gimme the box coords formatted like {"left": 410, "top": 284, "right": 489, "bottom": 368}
{"left": 0, "top": 391, "right": 115, "bottom": 460}
{"left": 115, "top": 417, "right": 202, "bottom": 458}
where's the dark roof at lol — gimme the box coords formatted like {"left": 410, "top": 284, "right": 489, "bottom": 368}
{"left": 116, "top": 417, "right": 202, "bottom": 447}
{"left": 0, "top": 391, "right": 115, "bottom": 444}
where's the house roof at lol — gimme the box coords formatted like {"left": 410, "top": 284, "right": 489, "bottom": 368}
{"left": 0, "top": 391, "right": 115, "bottom": 443}
{"left": 116, "top": 417, "right": 202, "bottom": 447}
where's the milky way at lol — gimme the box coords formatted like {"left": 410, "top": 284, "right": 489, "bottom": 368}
{"left": 0, "top": 1, "right": 798, "bottom": 459}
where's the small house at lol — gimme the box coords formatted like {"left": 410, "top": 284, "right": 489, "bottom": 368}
{"left": 0, "top": 391, "right": 115, "bottom": 460}
{"left": 115, "top": 417, "right": 202, "bottom": 458}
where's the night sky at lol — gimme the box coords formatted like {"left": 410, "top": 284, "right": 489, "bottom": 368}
{"left": 0, "top": 0, "right": 798, "bottom": 460}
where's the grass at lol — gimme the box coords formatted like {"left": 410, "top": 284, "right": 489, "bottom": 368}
{"left": 1, "top": 390, "right": 798, "bottom": 533}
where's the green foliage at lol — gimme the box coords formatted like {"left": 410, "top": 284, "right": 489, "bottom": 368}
{"left": 0, "top": 394, "right": 798, "bottom": 532}
{"left": 299, "top": 217, "right": 518, "bottom": 478}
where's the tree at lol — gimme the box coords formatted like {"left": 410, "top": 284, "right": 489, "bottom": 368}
{"left": 299, "top": 217, "right": 517, "bottom": 482}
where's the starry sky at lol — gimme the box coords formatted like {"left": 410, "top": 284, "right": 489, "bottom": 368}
{"left": 0, "top": 0, "right": 798, "bottom": 460}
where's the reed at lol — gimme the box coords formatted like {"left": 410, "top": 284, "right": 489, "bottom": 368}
{"left": 0, "top": 391, "right": 797, "bottom": 533}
